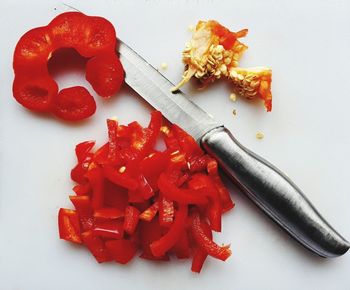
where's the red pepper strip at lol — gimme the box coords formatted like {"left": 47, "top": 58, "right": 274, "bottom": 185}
{"left": 207, "top": 159, "right": 234, "bottom": 213}
{"left": 69, "top": 196, "right": 94, "bottom": 231}
{"left": 93, "top": 143, "right": 109, "bottom": 165}
{"left": 159, "top": 195, "right": 174, "bottom": 227}
{"left": 172, "top": 124, "right": 203, "bottom": 157}
{"left": 92, "top": 220, "right": 124, "bottom": 239}
{"left": 191, "top": 212, "right": 231, "bottom": 261}
{"left": 150, "top": 203, "right": 188, "bottom": 257}
{"left": 139, "top": 219, "right": 169, "bottom": 261}
{"left": 73, "top": 183, "right": 91, "bottom": 196}
{"left": 75, "top": 141, "right": 95, "bottom": 163}
{"left": 158, "top": 173, "right": 208, "bottom": 205}
{"left": 143, "top": 110, "right": 162, "bottom": 153}
{"left": 172, "top": 229, "right": 190, "bottom": 259}
{"left": 188, "top": 155, "right": 211, "bottom": 173}
{"left": 191, "top": 220, "right": 212, "bottom": 273}
{"left": 140, "top": 151, "right": 169, "bottom": 190}
{"left": 58, "top": 208, "right": 82, "bottom": 244}
{"left": 103, "top": 164, "right": 138, "bottom": 190}
{"left": 107, "top": 119, "right": 118, "bottom": 161}
{"left": 188, "top": 174, "right": 222, "bottom": 232}
{"left": 139, "top": 201, "right": 159, "bottom": 222}
{"left": 85, "top": 167, "right": 104, "bottom": 209}
{"left": 137, "top": 174, "right": 154, "bottom": 199}
{"left": 123, "top": 206, "right": 140, "bottom": 235}
{"left": 105, "top": 239, "right": 137, "bottom": 264}
{"left": 81, "top": 230, "right": 113, "bottom": 263}
{"left": 93, "top": 208, "right": 124, "bottom": 220}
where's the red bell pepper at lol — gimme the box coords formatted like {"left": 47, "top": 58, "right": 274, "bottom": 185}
{"left": 93, "top": 208, "right": 124, "bottom": 220}
{"left": 58, "top": 208, "right": 82, "bottom": 244}
{"left": 92, "top": 220, "right": 124, "bottom": 239}
{"left": 139, "top": 219, "right": 169, "bottom": 261}
{"left": 158, "top": 173, "right": 208, "bottom": 205}
{"left": 60, "top": 111, "right": 234, "bottom": 272}
{"left": 150, "top": 204, "right": 188, "bottom": 257}
{"left": 85, "top": 167, "right": 104, "bottom": 209}
{"left": 191, "top": 212, "right": 231, "bottom": 261}
{"left": 123, "top": 205, "right": 140, "bottom": 235}
{"left": 69, "top": 195, "right": 94, "bottom": 231}
{"left": 107, "top": 119, "right": 118, "bottom": 161}
{"left": 103, "top": 164, "right": 138, "bottom": 190}
{"left": 105, "top": 239, "right": 137, "bottom": 264}
{"left": 13, "top": 12, "right": 124, "bottom": 121}
{"left": 159, "top": 195, "right": 174, "bottom": 227}
{"left": 81, "top": 230, "right": 113, "bottom": 263}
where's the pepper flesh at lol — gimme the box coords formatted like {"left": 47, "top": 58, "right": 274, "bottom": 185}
{"left": 13, "top": 12, "right": 124, "bottom": 120}
{"left": 59, "top": 111, "right": 234, "bottom": 272}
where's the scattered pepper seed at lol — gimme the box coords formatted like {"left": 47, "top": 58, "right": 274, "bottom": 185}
{"left": 160, "top": 126, "right": 170, "bottom": 135}
{"left": 160, "top": 62, "right": 168, "bottom": 70}
{"left": 229, "top": 93, "right": 237, "bottom": 102}
{"left": 232, "top": 109, "right": 237, "bottom": 116}
{"left": 256, "top": 132, "right": 264, "bottom": 140}
{"left": 119, "top": 166, "right": 126, "bottom": 173}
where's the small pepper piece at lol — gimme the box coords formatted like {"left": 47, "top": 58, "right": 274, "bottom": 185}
{"left": 123, "top": 205, "right": 140, "bottom": 235}
{"left": 191, "top": 212, "right": 231, "bottom": 261}
{"left": 58, "top": 208, "right": 82, "bottom": 244}
{"left": 81, "top": 230, "right": 113, "bottom": 263}
{"left": 105, "top": 239, "right": 137, "bottom": 264}
{"left": 150, "top": 204, "right": 188, "bottom": 257}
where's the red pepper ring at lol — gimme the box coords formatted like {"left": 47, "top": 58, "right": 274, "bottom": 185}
{"left": 13, "top": 12, "right": 124, "bottom": 121}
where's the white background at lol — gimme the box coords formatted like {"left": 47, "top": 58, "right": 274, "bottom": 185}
{"left": 0, "top": 0, "right": 349, "bottom": 289}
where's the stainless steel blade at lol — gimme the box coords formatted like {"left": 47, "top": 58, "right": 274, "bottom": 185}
{"left": 118, "top": 40, "right": 221, "bottom": 141}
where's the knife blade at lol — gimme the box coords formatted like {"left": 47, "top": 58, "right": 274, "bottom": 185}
{"left": 118, "top": 40, "right": 349, "bottom": 257}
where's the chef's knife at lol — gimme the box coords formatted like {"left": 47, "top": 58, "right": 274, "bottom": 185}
{"left": 118, "top": 40, "right": 349, "bottom": 257}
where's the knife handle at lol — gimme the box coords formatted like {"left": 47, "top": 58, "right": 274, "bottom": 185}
{"left": 201, "top": 126, "right": 349, "bottom": 257}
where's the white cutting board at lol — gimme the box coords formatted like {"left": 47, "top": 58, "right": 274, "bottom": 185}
{"left": 0, "top": 0, "right": 349, "bottom": 289}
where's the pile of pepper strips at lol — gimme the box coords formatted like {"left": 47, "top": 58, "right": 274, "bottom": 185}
{"left": 59, "top": 111, "right": 233, "bottom": 273}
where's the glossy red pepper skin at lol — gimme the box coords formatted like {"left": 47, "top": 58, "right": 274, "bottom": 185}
{"left": 123, "top": 206, "right": 140, "bottom": 235}
{"left": 58, "top": 208, "right": 82, "bottom": 244}
{"left": 105, "top": 239, "right": 137, "bottom": 264}
{"left": 81, "top": 230, "right": 113, "bottom": 263}
{"left": 13, "top": 12, "right": 123, "bottom": 121}
{"left": 150, "top": 204, "right": 188, "bottom": 257}
{"left": 191, "top": 212, "right": 231, "bottom": 261}
{"left": 60, "top": 111, "right": 234, "bottom": 272}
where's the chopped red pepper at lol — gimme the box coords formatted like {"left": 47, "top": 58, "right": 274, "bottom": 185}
{"left": 158, "top": 173, "right": 208, "bottom": 205}
{"left": 93, "top": 208, "right": 124, "bottom": 220}
{"left": 58, "top": 208, "right": 82, "bottom": 244}
{"left": 105, "top": 239, "right": 137, "bottom": 264}
{"left": 123, "top": 206, "right": 140, "bottom": 235}
{"left": 150, "top": 204, "right": 188, "bottom": 257}
{"left": 81, "top": 230, "right": 113, "bottom": 263}
{"left": 159, "top": 196, "right": 174, "bottom": 227}
{"left": 59, "top": 111, "right": 234, "bottom": 272}
{"left": 13, "top": 12, "right": 124, "bottom": 121}
{"left": 191, "top": 212, "right": 231, "bottom": 261}
{"left": 92, "top": 220, "right": 124, "bottom": 239}
{"left": 52, "top": 86, "right": 96, "bottom": 121}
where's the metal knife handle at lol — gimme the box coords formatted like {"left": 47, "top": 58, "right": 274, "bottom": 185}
{"left": 201, "top": 126, "right": 349, "bottom": 257}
